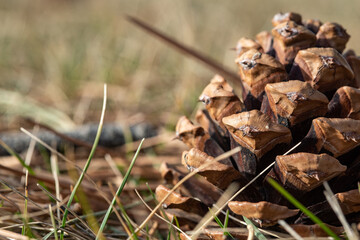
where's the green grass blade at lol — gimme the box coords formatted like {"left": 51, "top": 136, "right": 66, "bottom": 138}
{"left": 266, "top": 177, "right": 340, "bottom": 240}
{"left": 166, "top": 218, "right": 174, "bottom": 240}
{"left": 60, "top": 84, "right": 107, "bottom": 240}
{"left": 145, "top": 224, "right": 149, "bottom": 240}
{"left": 117, "top": 203, "right": 136, "bottom": 236}
{"left": 173, "top": 216, "right": 181, "bottom": 240}
{"left": 208, "top": 208, "right": 224, "bottom": 228}
{"left": 96, "top": 138, "right": 145, "bottom": 240}
{"left": 224, "top": 209, "right": 230, "bottom": 229}
{"left": 208, "top": 208, "right": 234, "bottom": 239}
{"left": 243, "top": 216, "right": 267, "bottom": 240}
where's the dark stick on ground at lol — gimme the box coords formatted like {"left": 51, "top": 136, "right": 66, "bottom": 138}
{"left": 0, "top": 123, "right": 157, "bottom": 156}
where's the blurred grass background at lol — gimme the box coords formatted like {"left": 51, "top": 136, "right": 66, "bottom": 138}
{"left": 0, "top": 0, "right": 359, "bottom": 129}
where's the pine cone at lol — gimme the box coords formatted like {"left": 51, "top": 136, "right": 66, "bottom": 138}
{"left": 157, "top": 12, "right": 360, "bottom": 238}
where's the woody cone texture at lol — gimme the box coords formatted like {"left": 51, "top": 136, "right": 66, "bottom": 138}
{"left": 157, "top": 12, "right": 360, "bottom": 238}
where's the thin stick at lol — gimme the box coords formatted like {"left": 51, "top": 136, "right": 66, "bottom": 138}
{"left": 126, "top": 16, "right": 245, "bottom": 94}
{"left": 50, "top": 152, "right": 61, "bottom": 224}
{"left": 0, "top": 193, "right": 22, "bottom": 213}
{"left": 131, "top": 146, "right": 241, "bottom": 239}
{"left": 0, "top": 221, "right": 88, "bottom": 240}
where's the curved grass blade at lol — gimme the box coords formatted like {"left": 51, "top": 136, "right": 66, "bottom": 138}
{"left": 60, "top": 84, "right": 107, "bottom": 239}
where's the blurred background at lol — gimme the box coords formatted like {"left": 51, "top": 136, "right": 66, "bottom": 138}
{"left": 1, "top": 0, "right": 359, "bottom": 131}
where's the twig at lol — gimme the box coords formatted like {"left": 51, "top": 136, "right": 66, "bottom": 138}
{"left": 126, "top": 16, "right": 245, "bottom": 95}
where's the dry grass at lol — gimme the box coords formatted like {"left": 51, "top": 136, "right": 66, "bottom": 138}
{"left": 1, "top": 0, "right": 359, "bottom": 126}
{"left": 0, "top": 1, "right": 359, "bottom": 239}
